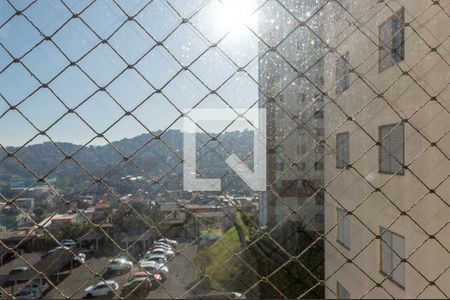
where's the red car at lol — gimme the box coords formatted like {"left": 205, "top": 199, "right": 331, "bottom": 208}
{"left": 129, "top": 271, "right": 162, "bottom": 289}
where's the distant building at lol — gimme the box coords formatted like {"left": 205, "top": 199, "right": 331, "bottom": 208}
{"left": 9, "top": 177, "right": 34, "bottom": 188}
{"left": 10, "top": 185, "right": 50, "bottom": 198}
{"left": 14, "top": 198, "right": 35, "bottom": 211}
{"left": 158, "top": 202, "right": 186, "bottom": 224}
{"left": 258, "top": 0, "right": 326, "bottom": 231}
{"left": 48, "top": 214, "right": 84, "bottom": 231}
{"left": 91, "top": 202, "right": 113, "bottom": 224}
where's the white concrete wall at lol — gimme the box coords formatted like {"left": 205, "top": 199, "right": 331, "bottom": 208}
{"left": 324, "top": 1, "right": 450, "bottom": 298}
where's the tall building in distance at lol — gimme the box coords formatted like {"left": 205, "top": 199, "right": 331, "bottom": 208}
{"left": 258, "top": 0, "right": 327, "bottom": 232}
{"left": 323, "top": 0, "right": 450, "bottom": 298}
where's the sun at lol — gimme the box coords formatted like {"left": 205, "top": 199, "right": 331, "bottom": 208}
{"left": 215, "top": 0, "right": 258, "bottom": 34}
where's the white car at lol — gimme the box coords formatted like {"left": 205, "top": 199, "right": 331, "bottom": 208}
{"left": 157, "top": 238, "right": 177, "bottom": 248}
{"left": 144, "top": 253, "right": 167, "bottom": 264}
{"left": 139, "top": 260, "right": 169, "bottom": 280}
{"left": 42, "top": 246, "right": 70, "bottom": 258}
{"left": 83, "top": 280, "right": 119, "bottom": 298}
{"left": 107, "top": 258, "right": 133, "bottom": 274}
{"left": 152, "top": 242, "right": 173, "bottom": 250}
{"left": 148, "top": 248, "right": 174, "bottom": 259}
{"left": 73, "top": 253, "right": 86, "bottom": 266}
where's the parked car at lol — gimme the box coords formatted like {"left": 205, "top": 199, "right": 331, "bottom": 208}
{"left": 139, "top": 261, "right": 169, "bottom": 281}
{"left": 153, "top": 241, "right": 173, "bottom": 250}
{"left": 9, "top": 266, "right": 28, "bottom": 275}
{"left": 148, "top": 248, "right": 174, "bottom": 259}
{"left": 107, "top": 258, "right": 133, "bottom": 274}
{"left": 60, "top": 239, "right": 76, "bottom": 248}
{"left": 121, "top": 277, "right": 152, "bottom": 297}
{"left": 73, "top": 253, "right": 86, "bottom": 267}
{"left": 83, "top": 280, "right": 119, "bottom": 298}
{"left": 14, "top": 288, "right": 40, "bottom": 299}
{"left": 131, "top": 271, "right": 162, "bottom": 289}
{"left": 41, "top": 246, "right": 70, "bottom": 259}
{"left": 23, "top": 280, "right": 50, "bottom": 294}
{"left": 144, "top": 253, "right": 167, "bottom": 264}
{"left": 157, "top": 238, "right": 177, "bottom": 248}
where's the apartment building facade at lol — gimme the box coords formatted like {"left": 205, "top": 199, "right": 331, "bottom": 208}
{"left": 258, "top": 0, "right": 326, "bottom": 231}
{"left": 323, "top": 0, "right": 450, "bottom": 298}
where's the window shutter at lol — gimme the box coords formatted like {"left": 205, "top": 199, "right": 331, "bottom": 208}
{"left": 336, "top": 52, "right": 350, "bottom": 94}
{"left": 391, "top": 234, "right": 406, "bottom": 287}
{"left": 389, "top": 123, "right": 404, "bottom": 174}
{"left": 380, "top": 126, "right": 391, "bottom": 172}
{"left": 343, "top": 133, "right": 349, "bottom": 163}
{"left": 337, "top": 208, "right": 344, "bottom": 244}
{"left": 379, "top": 123, "right": 404, "bottom": 174}
{"left": 380, "top": 230, "right": 392, "bottom": 275}
{"left": 343, "top": 52, "right": 350, "bottom": 91}
{"left": 337, "top": 208, "right": 350, "bottom": 249}
{"left": 336, "top": 132, "right": 350, "bottom": 168}
{"left": 392, "top": 8, "right": 405, "bottom": 62}
{"left": 337, "top": 282, "right": 351, "bottom": 299}
{"left": 343, "top": 213, "right": 350, "bottom": 248}
{"left": 379, "top": 20, "right": 392, "bottom": 71}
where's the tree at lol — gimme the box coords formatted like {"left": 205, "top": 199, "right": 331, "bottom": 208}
{"left": 33, "top": 207, "right": 44, "bottom": 221}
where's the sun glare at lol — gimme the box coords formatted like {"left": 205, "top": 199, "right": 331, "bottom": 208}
{"left": 215, "top": 0, "right": 257, "bottom": 34}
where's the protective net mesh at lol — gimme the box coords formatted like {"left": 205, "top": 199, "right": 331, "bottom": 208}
{"left": 0, "top": 0, "right": 449, "bottom": 299}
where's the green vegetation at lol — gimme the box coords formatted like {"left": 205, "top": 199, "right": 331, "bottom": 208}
{"left": 200, "top": 228, "right": 222, "bottom": 241}
{"left": 53, "top": 223, "right": 91, "bottom": 241}
{"left": 193, "top": 213, "right": 256, "bottom": 293}
{"left": 249, "top": 222, "right": 325, "bottom": 299}
{"left": 193, "top": 215, "right": 324, "bottom": 298}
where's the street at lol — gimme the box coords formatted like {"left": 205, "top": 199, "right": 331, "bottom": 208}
{"left": 42, "top": 242, "right": 199, "bottom": 299}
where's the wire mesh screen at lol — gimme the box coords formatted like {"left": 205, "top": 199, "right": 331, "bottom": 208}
{"left": 0, "top": 0, "right": 449, "bottom": 299}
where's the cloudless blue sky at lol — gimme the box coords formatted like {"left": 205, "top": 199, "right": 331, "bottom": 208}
{"left": 0, "top": 0, "right": 259, "bottom": 147}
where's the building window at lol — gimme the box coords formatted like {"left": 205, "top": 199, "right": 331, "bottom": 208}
{"left": 314, "top": 160, "right": 324, "bottom": 170}
{"left": 380, "top": 228, "right": 405, "bottom": 288}
{"left": 315, "top": 128, "right": 324, "bottom": 138}
{"left": 315, "top": 195, "right": 324, "bottom": 206}
{"left": 336, "top": 52, "right": 350, "bottom": 94}
{"left": 314, "top": 109, "right": 324, "bottom": 119}
{"left": 299, "top": 93, "right": 305, "bottom": 102}
{"left": 296, "top": 161, "right": 306, "bottom": 171}
{"left": 314, "top": 93, "right": 324, "bottom": 103}
{"left": 379, "top": 123, "right": 404, "bottom": 175}
{"left": 336, "top": 132, "right": 350, "bottom": 169}
{"left": 337, "top": 208, "right": 350, "bottom": 249}
{"left": 315, "top": 145, "right": 325, "bottom": 154}
{"left": 337, "top": 281, "right": 351, "bottom": 299}
{"left": 379, "top": 7, "right": 405, "bottom": 72}
{"left": 314, "top": 213, "right": 324, "bottom": 224}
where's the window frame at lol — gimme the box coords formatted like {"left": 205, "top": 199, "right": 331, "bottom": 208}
{"left": 336, "top": 132, "right": 350, "bottom": 169}
{"left": 336, "top": 281, "right": 351, "bottom": 299}
{"left": 379, "top": 227, "right": 406, "bottom": 289}
{"left": 336, "top": 207, "right": 351, "bottom": 250}
{"left": 379, "top": 7, "right": 405, "bottom": 72}
{"left": 378, "top": 123, "right": 405, "bottom": 175}
{"left": 336, "top": 51, "right": 351, "bottom": 94}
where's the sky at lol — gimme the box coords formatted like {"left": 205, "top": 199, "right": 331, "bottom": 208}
{"left": 0, "top": 0, "right": 259, "bottom": 147}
